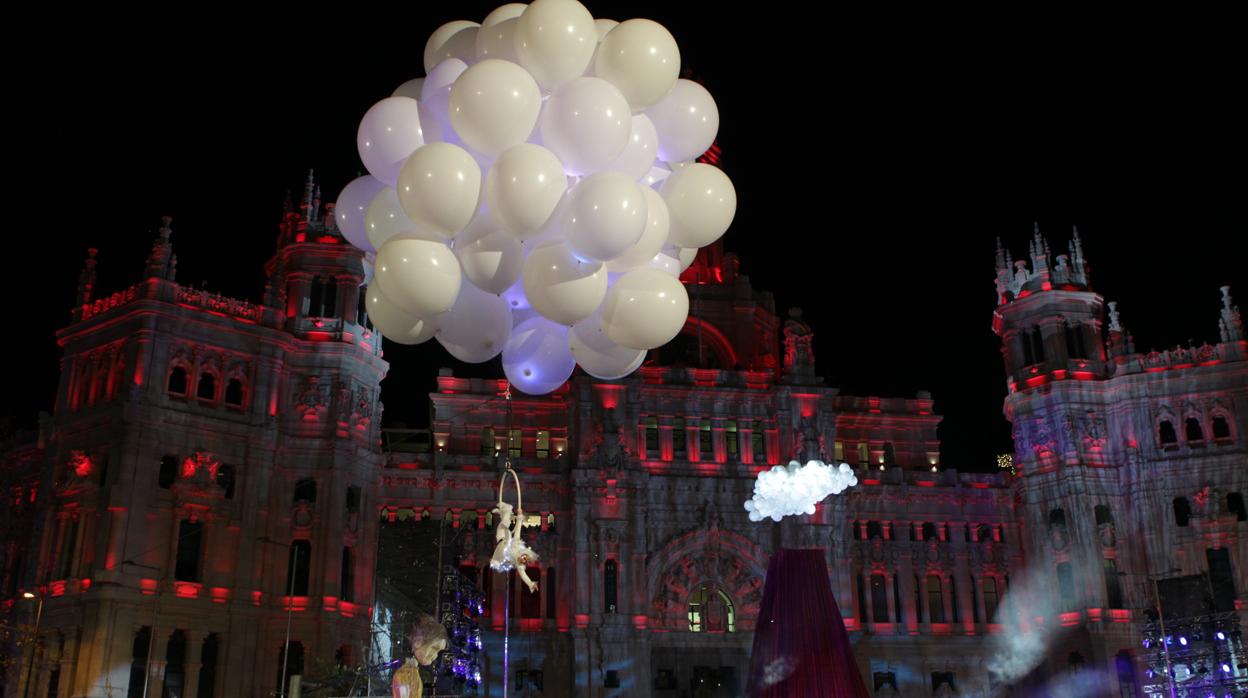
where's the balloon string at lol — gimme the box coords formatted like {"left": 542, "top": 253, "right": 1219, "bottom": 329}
{"left": 503, "top": 569, "right": 511, "bottom": 698}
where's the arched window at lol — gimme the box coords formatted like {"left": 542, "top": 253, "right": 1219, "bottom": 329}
{"left": 287, "top": 540, "right": 311, "bottom": 596}
{"left": 1158, "top": 420, "right": 1178, "bottom": 445}
{"left": 1057, "top": 562, "right": 1076, "bottom": 611}
{"left": 198, "top": 633, "right": 219, "bottom": 698}
{"left": 293, "top": 478, "right": 317, "bottom": 505}
{"left": 1048, "top": 508, "right": 1067, "bottom": 531}
{"left": 129, "top": 627, "right": 152, "bottom": 698}
{"left": 168, "top": 365, "right": 189, "bottom": 396}
{"left": 870, "top": 575, "right": 888, "bottom": 623}
{"left": 1094, "top": 505, "right": 1113, "bottom": 526}
{"left": 225, "top": 378, "right": 245, "bottom": 407}
{"left": 927, "top": 575, "right": 945, "bottom": 623}
{"left": 1030, "top": 327, "right": 1046, "bottom": 363}
{"left": 1185, "top": 417, "right": 1204, "bottom": 442}
{"left": 1212, "top": 415, "right": 1231, "bottom": 440}
{"left": 983, "top": 577, "right": 999, "bottom": 622}
{"left": 975, "top": 523, "right": 992, "bottom": 542}
{"left": 521, "top": 568, "right": 542, "bottom": 618}
{"left": 1173, "top": 497, "right": 1191, "bottom": 527}
{"left": 197, "top": 372, "right": 217, "bottom": 401}
{"left": 604, "top": 560, "right": 617, "bottom": 614}
{"left": 688, "top": 584, "right": 735, "bottom": 633}
{"left": 175, "top": 520, "right": 204, "bottom": 582}
{"left": 341, "top": 547, "right": 354, "bottom": 603}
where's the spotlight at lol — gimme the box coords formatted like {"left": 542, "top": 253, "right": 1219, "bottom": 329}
{"left": 1222, "top": 663, "right": 1232, "bottom": 673}
{"left": 1217, "top": 631, "right": 1227, "bottom": 641}
{"left": 1143, "top": 638, "right": 1151, "bottom": 649}
{"left": 1179, "top": 636, "right": 1188, "bottom": 646}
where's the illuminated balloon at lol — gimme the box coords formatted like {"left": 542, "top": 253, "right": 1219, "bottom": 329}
{"left": 522, "top": 242, "right": 608, "bottom": 325}
{"left": 424, "top": 21, "right": 480, "bottom": 72}
{"left": 455, "top": 213, "right": 524, "bottom": 294}
{"left": 476, "top": 17, "right": 522, "bottom": 63}
{"left": 392, "top": 78, "right": 425, "bottom": 100}
{"left": 515, "top": 0, "right": 596, "bottom": 91}
{"left": 364, "top": 284, "right": 439, "bottom": 345}
{"left": 646, "top": 78, "right": 719, "bottom": 163}
{"left": 484, "top": 144, "right": 568, "bottom": 239}
{"left": 565, "top": 172, "right": 647, "bottom": 262}
{"left": 450, "top": 59, "right": 542, "bottom": 157}
{"left": 594, "top": 19, "right": 680, "bottom": 111}
{"left": 503, "top": 316, "right": 576, "bottom": 395}
{"left": 335, "top": 175, "right": 386, "bottom": 252}
{"left": 540, "top": 77, "right": 632, "bottom": 175}
{"left": 569, "top": 304, "right": 647, "bottom": 379}
{"left": 357, "top": 97, "right": 431, "bottom": 186}
{"left": 605, "top": 113, "right": 658, "bottom": 181}
{"left": 607, "top": 187, "right": 669, "bottom": 272}
{"left": 660, "top": 163, "right": 736, "bottom": 248}
{"left": 396, "top": 143, "right": 482, "bottom": 239}
{"left": 600, "top": 268, "right": 688, "bottom": 350}
{"left": 437, "top": 281, "right": 514, "bottom": 363}
{"left": 374, "top": 237, "right": 462, "bottom": 317}
{"left": 483, "top": 3, "right": 527, "bottom": 26}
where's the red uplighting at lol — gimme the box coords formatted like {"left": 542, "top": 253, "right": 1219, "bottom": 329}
{"left": 174, "top": 582, "right": 201, "bottom": 599}
{"left": 251, "top": 590, "right": 263, "bottom": 606}
{"left": 1071, "top": 371, "right": 1096, "bottom": 381}
{"left": 50, "top": 580, "right": 67, "bottom": 597}
{"left": 1110, "top": 609, "right": 1132, "bottom": 623}
{"left": 916, "top": 481, "right": 936, "bottom": 488}
{"left": 323, "top": 596, "right": 339, "bottom": 612}
{"left": 79, "top": 578, "right": 92, "bottom": 592}
{"left": 211, "top": 587, "right": 230, "bottom": 604}
{"left": 281, "top": 596, "right": 309, "bottom": 612}
{"left": 519, "top": 618, "right": 543, "bottom": 632}
{"left": 1058, "top": 611, "right": 1082, "bottom": 627}
{"left": 633, "top": 615, "right": 648, "bottom": 630}
{"left": 140, "top": 578, "right": 158, "bottom": 595}
{"left": 340, "top": 601, "right": 358, "bottom": 618}
{"left": 861, "top": 479, "right": 881, "bottom": 486}
{"left": 1024, "top": 375, "right": 1048, "bottom": 389}
{"left": 575, "top": 614, "right": 590, "bottom": 629}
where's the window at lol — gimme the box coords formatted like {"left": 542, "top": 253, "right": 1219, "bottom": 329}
{"left": 983, "top": 577, "right": 999, "bottom": 622}
{"left": 1207, "top": 548, "right": 1237, "bottom": 612}
{"left": 1030, "top": 327, "right": 1045, "bottom": 363}
{"left": 753, "top": 426, "right": 766, "bottom": 463}
{"left": 883, "top": 442, "right": 896, "bottom": 466}
{"left": 293, "top": 478, "right": 317, "bottom": 505}
{"left": 56, "top": 518, "right": 80, "bottom": 580}
{"left": 1228, "top": 492, "right": 1247, "bottom": 522}
{"left": 1212, "top": 415, "right": 1231, "bottom": 440}
{"left": 950, "top": 576, "right": 960, "bottom": 623}
{"left": 976, "top": 523, "right": 992, "bottom": 542}
{"left": 699, "top": 421, "right": 712, "bottom": 455}
{"left": 726, "top": 420, "right": 738, "bottom": 459}
{"left": 688, "top": 584, "right": 735, "bottom": 633}
{"left": 932, "top": 671, "right": 956, "bottom": 693}
{"left": 1065, "top": 321, "right": 1087, "bottom": 359}
{"left": 546, "top": 568, "right": 557, "bottom": 620}
{"left": 216, "top": 464, "right": 236, "bottom": 500}
{"left": 673, "top": 418, "right": 686, "bottom": 456}
{"left": 509, "top": 429, "right": 522, "bottom": 459}
{"left": 322, "top": 277, "right": 338, "bottom": 317}
{"left": 341, "top": 547, "right": 354, "bottom": 603}
{"left": 168, "top": 366, "right": 188, "bottom": 395}
{"left": 197, "top": 372, "right": 217, "bottom": 401}
{"left": 198, "top": 634, "right": 219, "bottom": 698}
{"left": 604, "top": 560, "right": 617, "bottom": 614}
{"left": 346, "top": 486, "right": 361, "bottom": 514}
{"left": 175, "top": 520, "right": 203, "bottom": 582}
{"left": 834, "top": 441, "right": 844, "bottom": 462}
{"left": 482, "top": 427, "right": 496, "bottom": 457}
{"left": 1094, "top": 505, "right": 1113, "bottom": 526}
{"left": 287, "top": 540, "right": 311, "bottom": 596}
{"left": 893, "top": 573, "right": 903, "bottom": 623}
{"left": 159, "top": 455, "right": 179, "bottom": 489}
{"left": 970, "top": 574, "right": 980, "bottom": 623}
{"left": 276, "top": 642, "right": 305, "bottom": 698}
{"left": 857, "top": 573, "right": 868, "bottom": 622}
{"left": 225, "top": 378, "right": 244, "bottom": 407}
{"left": 927, "top": 576, "right": 945, "bottom": 623}
{"left": 857, "top": 443, "right": 869, "bottom": 465}
{"left": 1103, "top": 558, "right": 1123, "bottom": 609}
{"left": 1159, "top": 420, "right": 1177, "bottom": 445}
{"left": 521, "top": 568, "right": 542, "bottom": 619}
{"left": 164, "top": 631, "right": 187, "bottom": 698}
{"left": 1173, "top": 497, "right": 1191, "bottom": 527}
{"left": 1048, "top": 508, "right": 1067, "bottom": 530}
{"left": 604, "top": 670, "right": 619, "bottom": 688}
{"left": 867, "top": 521, "right": 883, "bottom": 540}
{"left": 873, "top": 672, "right": 898, "bottom": 691}
{"left": 644, "top": 417, "right": 658, "bottom": 454}
{"left": 914, "top": 575, "right": 924, "bottom": 623}
{"left": 1185, "top": 417, "right": 1204, "bottom": 442}
{"left": 871, "top": 575, "right": 888, "bottom": 623}
{"left": 922, "top": 522, "right": 937, "bottom": 541}
{"left": 536, "top": 430, "right": 550, "bottom": 459}
{"left": 1057, "top": 562, "right": 1076, "bottom": 611}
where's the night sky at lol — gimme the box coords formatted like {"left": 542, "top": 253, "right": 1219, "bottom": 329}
{"left": 10, "top": 6, "right": 1243, "bottom": 473}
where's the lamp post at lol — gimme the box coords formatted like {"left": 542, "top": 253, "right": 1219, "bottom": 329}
{"left": 258, "top": 536, "right": 299, "bottom": 698}
{"left": 20, "top": 591, "right": 43, "bottom": 698}
{"left": 122, "top": 560, "right": 163, "bottom": 698}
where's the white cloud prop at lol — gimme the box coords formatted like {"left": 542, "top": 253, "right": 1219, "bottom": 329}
{"left": 744, "top": 460, "right": 858, "bottom": 522}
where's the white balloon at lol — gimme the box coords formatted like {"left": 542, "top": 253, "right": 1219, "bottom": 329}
{"left": 483, "top": 3, "right": 527, "bottom": 26}
{"left": 595, "top": 19, "right": 680, "bottom": 111}
{"left": 357, "top": 97, "right": 431, "bottom": 186}
{"left": 484, "top": 144, "right": 568, "bottom": 239}
{"left": 421, "top": 59, "right": 470, "bottom": 138}
{"left": 522, "top": 242, "right": 608, "bottom": 325}
{"left": 375, "top": 237, "right": 462, "bottom": 317}
{"left": 565, "top": 172, "right": 647, "bottom": 262}
{"left": 515, "top": 0, "right": 597, "bottom": 91}
{"left": 645, "top": 251, "right": 681, "bottom": 277}
{"left": 392, "top": 78, "right": 425, "bottom": 100}
{"left": 424, "top": 21, "right": 480, "bottom": 72}
{"left": 569, "top": 303, "right": 647, "bottom": 379}
{"left": 454, "top": 212, "right": 524, "bottom": 294}
{"left": 396, "top": 143, "right": 482, "bottom": 238}
{"left": 604, "top": 113, "right": 658, "bottom": 180}
{"left": 475, "top": 17, "right": 522, "bottom": 63}
{"left": 503, "top": 316, "right": 576, "bottom": 395}
{"left": 594, "top": 19, "right": 619, "bottom": 41}
{"left": 660, "top": 163, "right": 736, "bottom": 248}
{"left": 540, "top": 77, "right": 632, "bottom": 175}
{"left": 642, "top": 164, "right": 672, "bottom": 189}
{"left": 450, "top": 59, "right": 543, "bottom": 157}
{"left": 646, "top": 79, "right": 719, "bottom": 163}
{"left": 436, "top": 281, "right": 513, "bottom": 363}
{"left": 607, "top": 187, "right": 669, "bottom": 272}
{"left": 364, "top": 284, "right": 439, "bottom": 345}
{"left": 365, "top": 187, "right": 441, "bottom": 250}
{"left": 335, "top": 175, "right": 386, "bottom": 252}
{"left": 600, "top": 268, "right": 689, "bottom": 350}
{"left": 676, "top": 245, "right": 698, "bottom": 271}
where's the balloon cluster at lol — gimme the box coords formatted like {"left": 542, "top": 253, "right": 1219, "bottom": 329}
{"left": 743, "top": 461, "right": 859, "bottom": 522}
{"left": 335, "top": 0, "right": 736, "bottom": 395}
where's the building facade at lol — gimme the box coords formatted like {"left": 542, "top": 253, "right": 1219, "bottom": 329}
{"left": 2, "top": 200, "right": 1245, "bottom": 697}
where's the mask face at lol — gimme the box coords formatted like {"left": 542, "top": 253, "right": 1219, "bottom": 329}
{"left": 415, "top": 637, "right": 447, "bottom": 666}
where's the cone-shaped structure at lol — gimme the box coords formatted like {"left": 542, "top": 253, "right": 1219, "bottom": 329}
{"left": 745, "top": 549, "right": 869, "bottom": 698}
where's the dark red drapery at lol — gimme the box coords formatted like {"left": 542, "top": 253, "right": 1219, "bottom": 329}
{"left": 745, "top": 548, "right": 870, "bottom": 698}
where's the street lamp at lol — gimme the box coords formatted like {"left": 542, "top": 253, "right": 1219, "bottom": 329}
{"left": 21, "top": 591, "right": 43, "bottom": 698}
{"left": 258, "top": 536, "right": 300, "bottom": 698}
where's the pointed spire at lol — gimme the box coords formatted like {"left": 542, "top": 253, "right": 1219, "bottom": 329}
{"left": 76, "top": 248, "right": 99, "bottom": 306}
{"left": 301, "top": 169, "right": 316, "bottom": 220}
{"left": 995, "top": 238, "right": 1006, "bottom": 272}
{"left": 1220, "top": 285, "right": 1243, "bottom": 342}
{"left": 144, "top": 216, "right": 176, "bottom": 280}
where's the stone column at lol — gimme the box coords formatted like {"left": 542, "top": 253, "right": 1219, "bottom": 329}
{"left": 183, "top": 630, "right": 203, "bottom": 698}
{"left": 57, "top": 627, "right": 79, "bottom": 697}
{"left": 147, "top": 626, "right": 172, "bottom": 698}
{"left": 941, "top": 573, "right": 955, "bottom": 626}
{"left": 918, "top": 574, "right": 929, "bottom": 631}
{"left": 883, "top": 572, "right": 897, "bottom": 625}
{"left": 738, "top": 425, "right": 754, "bottom": 465}
{"left": 898, "top": 559, "right": 918, "bottom": 634}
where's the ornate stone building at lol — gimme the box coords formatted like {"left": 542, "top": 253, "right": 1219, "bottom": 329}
{"left": 2, "top": 199, "right": 1245, "bottom": 697}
